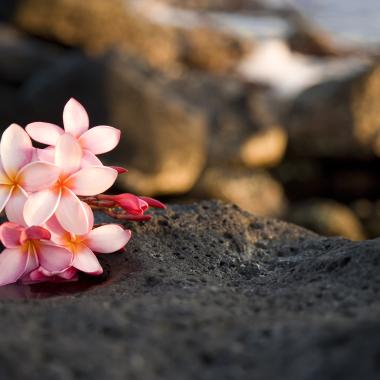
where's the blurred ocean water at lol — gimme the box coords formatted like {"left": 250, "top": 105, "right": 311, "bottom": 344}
{"left": 294, "top": 0, "right": 380, "bottom": 46}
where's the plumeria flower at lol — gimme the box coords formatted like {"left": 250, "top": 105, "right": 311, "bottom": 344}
{"left": 0, "top": 124, "right": 60, "bottom": 225}
{"left": 23, "top": 133, "right": 118, "bottom": 235}
{"left": 0, "top": 99, "right": 164, "bottom": 287}
{"left": 0, "top": 222, "right": 72, "bottom": 286}
{"left": 26, "top": 98, "right": 121, "bottom": 166}
{"left": 45, "top": 204, "right": 131, "bottom": 275}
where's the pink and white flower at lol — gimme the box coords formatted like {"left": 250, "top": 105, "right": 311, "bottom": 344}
{"left": 45, "top": 204, "right": 131, "bottom": 275}
{"left": 26, "top": 98, "right": 121, "bottom": 166}
{"left": 0, "top": 222, "right": 72, "bottom": 286}
{"left": 0, "top": 98, "right": 162, "bottom": 287}
{"left": 0, "top": 124, "right": 60, "bottom": 225}
{"left": 23, "top": 133, "right": 118, "bottom": 235}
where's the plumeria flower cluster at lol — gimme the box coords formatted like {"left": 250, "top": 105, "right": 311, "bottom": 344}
{"left": 0, "top": 98, "right": 165, "bottom": 286}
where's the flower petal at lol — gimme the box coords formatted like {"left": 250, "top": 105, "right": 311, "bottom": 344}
{"left": 140, "top": 196, "right": 166, "bottom": 209}
{"left": 79, "top": 126, "right": 120, "bottom": 154}
{"left": 45, "top": 213, "right": 66, "bottom": 237}
{"left": 0, "top": 185, "right": 12, "bottom": 213}
{"left": 55, "top": 188, "right": 89, "bottom": 235}
{"left": 44, "top": 214, "right": 72, "bottom": 247}
{"left": 63, "top": 98, "right": 89, "bottom": 137}
{"left": 81, "top": 149, "right": 103, "bottom": 168}
{"left": 5, "top": 186, "right": 28, "bottom": 226}
{"left": 23, "top": 226, "right": 51, "bottom": 241}
{"left": 0, "top": 222, "right": 23, "bottom": 248}
{"left": 73, "top": 243, "right": 103, "bottom": 275}
{"left": 117, "top": 194, "right": 148, "bottom": 215}
{"left": 85, "top": 224, "right": 131, "bottom": 253}
{"left": 58, "top": 267, "right": 78, "bottom": 280}
{"left": 26, "top": 122, "right": 64, "bottom": 145}
{"left": 18, "top": 161, "right": 60, "bottom": 192}
{"left": 55, "top": 133, "right": 82, "bottom": 175}
{"left": 24, "top": 246, "right": 39, "bottom": 275}
{"left": 23, "top": 269, "right": 48, "bottom": 284}
{"left": 66, "top": 166, "right": 117, "bottom": 196}
{"left": 37, "top": 242, "right": 72, "bottom": 274}
{"left": 0, "top": 247, "right": 28, "bottom": 286}
{"left": 83, "top": 202, "right": 94, "bottom": 231}
{"left": 0, "top": 124, "right": 33, "bottom": 178}
{"left": 23, "top": 188, "right": 61, "bottom": 227}
{"left": 36, "top": 147, "right": 55, "bottom": 163}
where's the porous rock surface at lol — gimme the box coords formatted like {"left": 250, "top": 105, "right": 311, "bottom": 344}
{"left": 0, "top": 200, "right": 379, "bottom": 380}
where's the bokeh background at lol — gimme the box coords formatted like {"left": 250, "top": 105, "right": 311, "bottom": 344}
{"left": 0, "top": 0, "right": 380, "bottom": 240}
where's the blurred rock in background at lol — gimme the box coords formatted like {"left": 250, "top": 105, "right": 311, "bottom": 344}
{"left": 0, "top": 0, "right": 379, "bottom": 240}
{"left": 287, "top": 198, "right": 365, "bottom": 240}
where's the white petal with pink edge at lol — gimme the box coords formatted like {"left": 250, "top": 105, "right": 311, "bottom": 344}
{"left": 63, "top": 98, "right": 89, "bottom": 137}
{"left": 86, "top": 225, "right": 131, "bottom": 253}
{"left": 23, "top": 188, "right": 61, "bottom": 227}
{"left": 79, "top": 126, "right": 120, "bottom": 154}
{"left": 37, "top": 242, "right": 73, "bottom": 274}
{"left": 81, "top": 149, "right": 103, "bottom": 168}
{"left": 18, "top": 161, "right": 60, "bottom": 192}
{"left": 0, "top": 124, "right": 33, "bottom": 178}
{"left": 0, "top": 247, "right": 28, "bottom": 286}
{"left": 83, "top": 202, "right": 95, "bottom": 231}
{"left": 73, "top": 243, "right": 103, "bottom": 275}
{"left": 55, "top": 188, "right": 89, "bottom": 235}
{"left": 55, "top": 133, "right": 82, "bottom": 175}
{"left": 67, "top": 166, "right": 117, "bottom": 196}
{"left": 5, "top": 186, "right": 28, "bottom": 226}
{"left": 26, "top": 122, "right": 64, "bottom": 145}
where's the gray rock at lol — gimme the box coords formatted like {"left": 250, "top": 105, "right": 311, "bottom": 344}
{"left": 0, "top": 200, "right": 379, "bottom": 379}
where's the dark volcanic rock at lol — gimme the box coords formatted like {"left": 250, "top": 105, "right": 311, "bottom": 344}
{"left": 0, "top": 201, "right": 379, "bottom": 379}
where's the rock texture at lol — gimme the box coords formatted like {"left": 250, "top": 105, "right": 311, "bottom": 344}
{"left": 0, "top": 201, "right": 379, "bottom": 380}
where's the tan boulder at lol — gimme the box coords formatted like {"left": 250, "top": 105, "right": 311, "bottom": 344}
{"left": 12, "top": 0, "right": 251, "bottom": 74}
{"left": 193, "top": 166, "right": 287, "bottom": 217}
{"left": 287, "top": 199, "right": 366, "bottom": 240}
